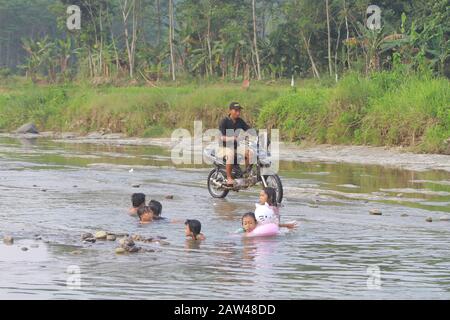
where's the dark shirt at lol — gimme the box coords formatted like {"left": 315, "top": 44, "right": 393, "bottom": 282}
{"left": 219, "top": 116, "right": 250, "bottom": 149}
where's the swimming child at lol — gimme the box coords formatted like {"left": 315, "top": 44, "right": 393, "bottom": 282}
{"left": 184, "top": 219, "right": 206, "bottom": 240}
{"left": 259, "top": 187, "right": 297, "bottom": 229}
{"left": 137, "top": 206, "right": 153, "bottom": 224}
{"left": 240, "top": 212, "right": 258, "bottom": 233}
{"left": 129, "top": 193, "right": 146, "bottom": 216}
{"left": 148, "top": 200, "right": 165, "bottom": 220}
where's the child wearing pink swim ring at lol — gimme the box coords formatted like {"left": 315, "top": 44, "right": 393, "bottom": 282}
{"left": 259, "top": 187, "right": 297, "bottom": 229}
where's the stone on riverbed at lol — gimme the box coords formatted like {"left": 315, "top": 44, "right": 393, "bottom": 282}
{"left": 106, "top": 234, "right": 116, "bottom": 241}
{"left": 3, "top": 236, "right": 14, "bottom": 245}
{"left": 82, "top": 233, "right": 96, "bottom": 243}
{"left": 21, "top": 247, "right": 29, "bottom": 251}
{"left": 95, "top": 231, "right": 108, "bottom": 240}
{"left": 369, "top": 209, "right": 383, "bottom": 216}
{"left": 115, "top": 248, "right": 126, "bottom": 254}
{"left": 81, "top": 233, "right": 93, "bottom": 240}
{"left": 118, "top": 237, "right": 141, "bottom": 253}
{"left": 15, "top": 123, "right": 39, "bottom": 134}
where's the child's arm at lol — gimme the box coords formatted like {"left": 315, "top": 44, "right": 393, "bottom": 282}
{"left": 279, "top": 221, "right": 298, "bottom": 229}
{"left": 169, "top": 218, "right": 185, "bottom": 224}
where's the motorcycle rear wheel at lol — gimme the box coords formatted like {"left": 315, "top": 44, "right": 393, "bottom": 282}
{"left": 263, "top": 174, "right": 284, "bottom": 204}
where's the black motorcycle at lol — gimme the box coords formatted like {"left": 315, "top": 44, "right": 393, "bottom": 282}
{"left": 204, "top": 137, "right": 283, "bottom": 203}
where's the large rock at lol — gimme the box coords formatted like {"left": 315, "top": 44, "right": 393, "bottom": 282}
{"left": 15, "top": 123, "right": 39, "bottom": 134}
{"left": 95, "top": 231, "right": 108, "bottom": 240}
{"left": 369, "top": 209, "right": 383, "bottom": 216}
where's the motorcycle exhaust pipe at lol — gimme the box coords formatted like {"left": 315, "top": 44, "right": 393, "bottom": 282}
{"left": 210, "top": 178, "right": 224, "bottom": 188}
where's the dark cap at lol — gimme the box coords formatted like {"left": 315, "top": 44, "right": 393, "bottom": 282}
{"left": 229, "top": 102, "right": 243, "bottom": 110}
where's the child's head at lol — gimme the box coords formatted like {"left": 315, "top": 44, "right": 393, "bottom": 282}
{"left": 259, "top": 187, "right": 277, "bottom": 206}
{"left": 149, "top": 200, "right": 162, "bottom": 217}
{"left": 137, "top": 206, "right": 153, "bottom": 223}
{"left": 185, "top": 219, "right": 202, "bottom": 240}
{"left": 132, "top": 193, "right": 146, "bottom": 208}
{"left": 241, "top": 212, "right": 257, "bottom": 233}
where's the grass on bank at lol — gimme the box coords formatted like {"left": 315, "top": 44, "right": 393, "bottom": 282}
{"left": 0, "top": 72, "right": 448, "bottom": 154}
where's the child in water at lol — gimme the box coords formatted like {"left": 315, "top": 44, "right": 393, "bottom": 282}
{"left": 136, "top": 200, "right": 166, "bottom": 224}
{"left": 259, "top": 187, "right": 297, "bottom": 229}
{"left": 149, "top": 200, "right": 166, "bottom": 221}
{"left": 185, "top": 219, "right": 206, "bottom": 240}
{"left": 137, "top": 206, "right": 153, "bottom": 224}
{"left": 239, "top": 212, "right": 258, "bottom": 234}
{"left": 129, "top": 193, "right": 146, "bottom": 216}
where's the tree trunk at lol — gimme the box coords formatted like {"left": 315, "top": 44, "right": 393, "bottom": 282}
{"left": 252, "top": 0, "right": 262, "bottom": 80}
{"left": 206, "top": 12, "right": 213, "bottom": 77}
{"left": 326, "top": 0, "right": 332, "bottom": 77}
{"left": 301, "top": 32, "right": 320, "bottom": 79}
{"left": 169, "top": 0, "right": 176, "bottom": 81}
{"left": 120, "top": 0, "right": 134, "bottom": 78}
{"left": 343, "top": 0, "right": 351, "bottom": 70}
{"left": 334, "top": 20, "right": 343, "bottom": 82}
{"left": 156, "top": 0, "right": 161, "bottom": 46}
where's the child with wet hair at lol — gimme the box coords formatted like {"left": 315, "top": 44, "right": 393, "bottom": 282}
{"left": 137, "top": 206, "right": 153, "bottom": 224}
{"left": 129, "top": 193, "right": 146, "bottom": 216}
{"left": 184, "top": 219, "right": 206, "bottom": 240}
{"left": 240, "top": 212, "right": 257, "bottom": 234}
{"left": 259, "top": 187, "right": 298, "bottom": 229}
{"left": 149, "top": 200, "right": 165, "bottom": 220}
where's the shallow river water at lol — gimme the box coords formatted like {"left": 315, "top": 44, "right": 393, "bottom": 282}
{"left": 0, "top": 137, "right": 449, "bottom": 299}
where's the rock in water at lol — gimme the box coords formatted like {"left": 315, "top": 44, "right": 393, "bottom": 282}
{"left": 165, "top": 195, "right": 174, "bottom": 200}
{"left": 15, "top": 123, "right": 39, "bottom": 134}
{"left": 440, "top": 216, "right": 450, "bottom": 222}
{"left": 95, "top": 231, "right": 108, "bottom": 240}
{"left": 426, "top": 217, "right": 433, "bottom": 223}
{"left": 3, "top": 236, "right": 14, "bottom": 245}
{"left": 115, "top": 247, "right": 126, "bottom": 254}
{"left": 106, "top": 234, "right": 117, "bottom": 241}
{"left": 21, "top": 247, "right": 29, "bottom": 251}
{"left": 369, "top": 209, "right": 383, "bottom": 216}
{"left": 81, "top": 233, "right": 94, "bottom": 241}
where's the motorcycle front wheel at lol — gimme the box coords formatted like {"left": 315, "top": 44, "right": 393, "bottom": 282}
{"left": 207, "top": 168, "right": 230, "bottom": 199}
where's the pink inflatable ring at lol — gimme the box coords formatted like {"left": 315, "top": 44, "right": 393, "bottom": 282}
{"left": 245, "top": 223, "right": 279, "bottom": 238}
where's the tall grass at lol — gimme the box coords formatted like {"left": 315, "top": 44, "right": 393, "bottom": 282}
{"left": 257, "top": 71, "right": 449, "bottom": 153}
{"left": 0, "top": 73, "right": 448, "bottom": 154}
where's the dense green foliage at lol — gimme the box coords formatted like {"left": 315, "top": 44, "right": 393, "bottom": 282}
{"left": 0, "top": 0, "right": 448, "bottom": 81}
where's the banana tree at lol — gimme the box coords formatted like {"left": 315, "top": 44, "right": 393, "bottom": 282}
{"left": 21, "top": 37, "right": 54, "bottom": 82}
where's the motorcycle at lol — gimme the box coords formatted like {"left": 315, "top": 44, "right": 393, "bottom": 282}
{"left": 204, "top": 136, "right": 283, "bottom": 204}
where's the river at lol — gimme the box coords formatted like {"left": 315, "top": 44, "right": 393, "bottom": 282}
{"left": 0, "top": 136, "right": 449, "bottom": 299}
